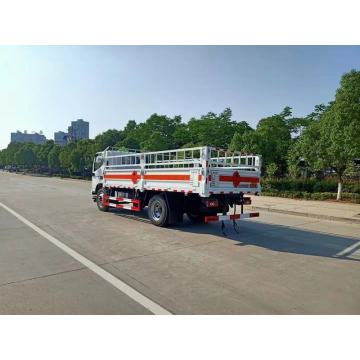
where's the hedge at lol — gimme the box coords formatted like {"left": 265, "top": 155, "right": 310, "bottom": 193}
{"left": 261, "top": 179, "right": 360, "bottom": 194}
{"left": 261, "top": 190, "right": 360, "bottom": 203}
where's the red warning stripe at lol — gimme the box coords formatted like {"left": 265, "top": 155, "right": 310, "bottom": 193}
{"left": 219, "top": 175, "right": 259, "bottom": 183}
{"left": 104, "top": 197, "right": 141, "bottom": 212}
{"left": 104, "top": 173, "right": 203, "bottom": 182}
{"left": 102, "top": 195, "right": 110, "bottom": 206}
{"left": 104, "top": 174, "right": 141, "bottom": 182}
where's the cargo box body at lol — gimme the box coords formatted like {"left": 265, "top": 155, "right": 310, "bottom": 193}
{"left": 97, "top": 147, "right": 261, "bottom": 196}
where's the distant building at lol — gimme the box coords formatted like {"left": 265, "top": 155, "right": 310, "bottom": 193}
{"left": 67, "top": 119, "right": 89, "bottom": 142}
{"left": 54, "top": 131, "right": 68, "bottom": 146}
{"left": 11, "top": 131, "right": 46, "bottom": 144}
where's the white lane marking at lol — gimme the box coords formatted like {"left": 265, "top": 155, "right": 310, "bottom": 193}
{"left": 0, "top": 201, "right": 171, "bottom": 315}
{"left": 336, "top": 240, "right": 360, "bottom": 257}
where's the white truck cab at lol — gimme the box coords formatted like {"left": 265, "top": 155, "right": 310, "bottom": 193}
{"left": 91, "top": 151, "right": 105, "bottom": 200}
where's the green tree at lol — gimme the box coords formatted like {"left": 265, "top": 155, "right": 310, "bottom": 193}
{"left": 230, "top": 107, "right": 292, "bottom": 174}
{"left": 2, "top": 142, "right": 22, "bottom": 165}
{"left": 118, "top": 136, "right": 140, "bottom": 150}
{"left": 317, "top": 70, "right": 360, "bottom": 199}
{"left": 187, "top": 108, "right": 241, "bottom": 148}
{"left": 307, "top": 104, "right": 328, "bottom": 122}
{"left": 255, "top": 111, "right": 292, "bottom": 173}
{"left": 287, "top": 104, "right": 328, "bottom": 138}
{"left": 94, "top": 129, "right": 124, "bottom": 152}
{"left": 290, "top": 70, "right": 360, "bottom": 199}
{"left": 33, "top": 140, "right": 54, "bottom": 168}
{"left": 48, "top": 145, "right": 61, "bottom": 171}
{"left": 123, "top": 120, "right": 137, "bottom": 135}
{"left": 287, "top": 104, "right": 332, "bottom": 178}
{"left": 288, "top": 120, "right": 324, "bottom": 176}
{"left": 229, "top": 126, "right": 254, "bottom": 152}
{"left": 173, "top": 123, "right": 192, "bottom": 148}
{"left": 75, "top": 139, "right": 96, "bottom": 173}
{"left": 14, "top": 145, "right": 36, "bottom": 168}
{"left": 141, "top": 131, "right": 171, "bottom": 151}
{"left": 137, "top": 113, "right": 182, "bottom": 150}
{"left": 69, "top": 148, "right": 85, "bottom": 173}
{"left": 59, "top": 143, "right": 75, "bottom": 174}
{"left": 0, "top": 150, "right": 4, "bottom": 167}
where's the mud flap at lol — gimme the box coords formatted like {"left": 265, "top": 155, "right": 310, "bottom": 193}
{"left": 164, "top": 192, "right": 184, "bottom": 225}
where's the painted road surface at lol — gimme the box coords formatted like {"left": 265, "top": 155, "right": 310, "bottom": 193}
{"left": 0, "top": 172, "right": 359, "bottom": 314}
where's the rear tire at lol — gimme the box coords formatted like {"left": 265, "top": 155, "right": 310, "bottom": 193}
{"left": 148, "top": 195, "right": 169, "bottom": 227}
{"left": 96, "top": 188, "right": 109, "bottom": 212}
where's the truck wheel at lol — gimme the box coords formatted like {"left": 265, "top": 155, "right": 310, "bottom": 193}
{"left": 96, "top": 188, "right": 109, "bottom": 212}
{"left": 148, "top": 195, "right": 169, "bottom": 227}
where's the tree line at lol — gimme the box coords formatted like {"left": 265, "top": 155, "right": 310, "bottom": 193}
{"left": 1, "top": 69, "right": 359, "bottom": 199}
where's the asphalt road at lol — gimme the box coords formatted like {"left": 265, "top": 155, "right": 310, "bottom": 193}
{"left": 0, "top": 171, "right": 359, "bottom": 314}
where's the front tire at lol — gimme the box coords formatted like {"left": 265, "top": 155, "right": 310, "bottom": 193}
{"left": 96, "top": 188, "right": 109, "bottom": 212}
{"left": 148, "top": 195, "right": 169, "bottom": 227}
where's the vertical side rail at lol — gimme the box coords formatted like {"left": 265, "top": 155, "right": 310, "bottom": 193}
{"left": 256, "top": 155, "right": 262, "bottom": 193}
{"left": 139, "top": 153, "right": 145, "bottom": 191}
{"left": 200, "top": 147, "right": 210, "bottom": 197}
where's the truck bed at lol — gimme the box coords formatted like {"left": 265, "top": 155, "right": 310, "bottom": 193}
{"left": 101, "top": 147, "right": 261, "bottom": 197}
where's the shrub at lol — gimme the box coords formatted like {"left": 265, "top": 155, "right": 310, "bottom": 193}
{"left": 343, "top": 183, "right": 360, "bottom": 194}
{"left": 266, "top": 163, "right": 278, "bottom": 178}
{"left": 261, "top": 178, "right": 358, "bottom": 194}
{"left": 311, "top": 192, "right": 336, "bottom": 201}
{"left": 342, "top": 192, "right": 360, "bottom": 201}
{"left": 302, "top": 192, "right": 312, "bottom": 200}
{"left": 287, "top": 164, "right": 300, "bottom": 179}
{"left": 261, "top": 191, "right": 360, "bottom": 203}
{"left": 261, "top": 178, "right": 318, "bottom": 192}
{"left": 312, "top": 181, "right": 337, "bottom": 193}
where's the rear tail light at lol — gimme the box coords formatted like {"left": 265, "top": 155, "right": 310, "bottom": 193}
{"left": 204, "top": 215, "right": 219, "bottom": 223}
{"left": 206, "top": 199, "right": 219, "bottom": 208}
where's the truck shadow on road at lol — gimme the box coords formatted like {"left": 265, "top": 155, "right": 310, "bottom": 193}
{"left": 112, "top": 209, "right": 360, "bottom": 262}
{"left": 180, "top": 220, "right": 360, "bottom": 262}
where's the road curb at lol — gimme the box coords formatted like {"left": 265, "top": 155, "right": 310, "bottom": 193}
{"left": 252, "top": 206, "right": 360, "bottom": 225}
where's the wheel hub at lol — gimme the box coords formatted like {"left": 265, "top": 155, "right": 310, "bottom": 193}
{"left": 152, "top": 201, "right": 163, "bottom": 220}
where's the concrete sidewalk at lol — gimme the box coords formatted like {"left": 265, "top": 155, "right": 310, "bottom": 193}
{"left": 250, "top": 195, "right": 360, "bottom": 224}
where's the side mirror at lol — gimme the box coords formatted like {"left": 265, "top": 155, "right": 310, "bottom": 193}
{"left": 96, "top": 156, "right": 104, "bottom": 164}
{"left": 93, "top": 156, "right": 104, "bottom": 173}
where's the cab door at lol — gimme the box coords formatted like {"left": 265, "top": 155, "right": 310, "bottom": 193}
{"left": 92, "top": 155, "right": 104, "bottom": 194}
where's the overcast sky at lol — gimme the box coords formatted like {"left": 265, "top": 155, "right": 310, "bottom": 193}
{"left": 1, "top": 45, "right": 359, "bottom": 149}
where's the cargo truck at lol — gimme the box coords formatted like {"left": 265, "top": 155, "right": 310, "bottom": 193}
{"left": 92, "top": 146, "right": 261, "bottom": 227}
